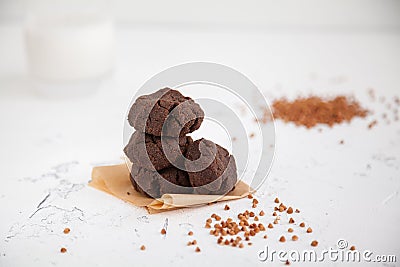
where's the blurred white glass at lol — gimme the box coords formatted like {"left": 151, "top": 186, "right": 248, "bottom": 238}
{"left": 24, "top": 1, "right": 114, "bottom": 97}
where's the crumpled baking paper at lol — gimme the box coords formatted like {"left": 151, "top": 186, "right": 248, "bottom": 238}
{"left": 89, "top": 164, "right": 252, "bottom": 214}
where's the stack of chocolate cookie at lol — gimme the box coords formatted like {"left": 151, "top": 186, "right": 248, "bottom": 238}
{"left": 124, "top": 88, "right": 237, "bottom": 198}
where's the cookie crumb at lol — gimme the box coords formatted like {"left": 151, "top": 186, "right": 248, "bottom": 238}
{"left": 60, "top": 247, "right": 67, "bottom": 253}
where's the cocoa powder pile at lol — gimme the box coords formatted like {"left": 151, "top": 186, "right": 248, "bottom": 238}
{"left": 272, "top": 96, "right": 368, "bottom": 128}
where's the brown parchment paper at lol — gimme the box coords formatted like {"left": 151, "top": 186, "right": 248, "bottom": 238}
{"left": 89, "top": 164, "right": 253, "bottom": 214}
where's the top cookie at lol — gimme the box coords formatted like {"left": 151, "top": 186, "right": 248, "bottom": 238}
{"left": 128, "top": 88, "right": 204, "bottom": 137}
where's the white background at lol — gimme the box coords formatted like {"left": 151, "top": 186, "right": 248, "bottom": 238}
{"left": 0, "top": 1, "right": 399, "bottom": 266}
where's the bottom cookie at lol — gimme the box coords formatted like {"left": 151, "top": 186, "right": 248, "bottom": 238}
{"left": 129, "top": 165, "right": 193, "bottom": 198}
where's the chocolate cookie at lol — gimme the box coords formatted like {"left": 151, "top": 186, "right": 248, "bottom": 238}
{"left": 129, "top": 165, "right": 193, "bottom": 198}
{"left": 184, "top": 138, "right": 237, "bottom": 195}
{"left": 128, "top": 88, "right": 204, "bottom": 136}
{"left": 124, "top": 131, "right": 193, "bottom": 171}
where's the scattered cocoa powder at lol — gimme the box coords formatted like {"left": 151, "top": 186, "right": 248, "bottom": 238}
{"left": 368, "top": 120, "right": 377, "bottom": 129}
{"left": 272, "top": 96, "right": 368, "bottom": 128}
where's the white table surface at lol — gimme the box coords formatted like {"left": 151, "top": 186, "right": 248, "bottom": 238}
{"left": 0, "top": 24, "right": 399, "bottom": 266}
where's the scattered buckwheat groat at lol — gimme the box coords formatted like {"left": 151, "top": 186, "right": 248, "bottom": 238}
{"left": 311, "top": 240, "right": 318, "bottom": 247}
{"left": 201, "top": 196, "right": 320, "bottom": 252}
{"left": 161, "top": 228, "right": 166, "bottom": 235}
{"left": 140, "top": 245, "right": 146, "bottom": 251}
{"left": 60, "top": 247, "right": 67, "bottom": 253}
{"left": 63, "top": 228, "right": 70, "bottom": 234}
